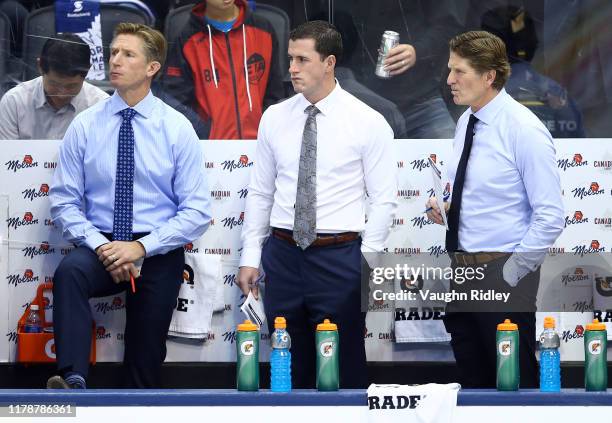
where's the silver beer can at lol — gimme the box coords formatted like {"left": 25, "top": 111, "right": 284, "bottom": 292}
{"left": 375, "top": 30, "right": 400, "bottom": 79}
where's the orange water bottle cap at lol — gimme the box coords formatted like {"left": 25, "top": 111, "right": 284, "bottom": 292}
{"left": 497, "top": 319, "right": 518, "bottom": 331}
{"left": 543, "top": 316, "right": 556, "bottom": 329}
{"left": 317, "top": 319, "right": 337, "bottom": 331}
{"left": 586, "top": 319, "right": 606, "bottom": 331}
{"left": 274, "top": 317, "right": 287, "bottom": 329}
{"left": 237, "top": 320, "right": 258, "bottom": 331}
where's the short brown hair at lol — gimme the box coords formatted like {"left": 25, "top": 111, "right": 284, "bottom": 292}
{"left": 113, "top": 23, "right": 167, "bottom": 77}
{"left": 289, "top": 20, "right": 343, "bottom": 63}
{"left": 449, "top": 30, "right": 511, "bottom": 90}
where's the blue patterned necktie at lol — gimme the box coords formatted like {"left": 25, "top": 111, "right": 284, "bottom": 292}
{"left": 112, "top": 108, "right": 137, "bottom": 241}
{"left": 293, "top": 105, "right": 320, "bottom": 249}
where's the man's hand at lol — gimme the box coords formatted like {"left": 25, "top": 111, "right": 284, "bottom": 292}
{"left": 97, "top": 241, "right": 146, "bottom": 273}
{"left": 237, "top": 266, "right": 260, "bottom": 300}
{"left": 108, "top": 261, "right": 140, "bottom": 284}
{"left": 383, "top": 44, "right": 416, "bottom": 76}
{"left": 426, "top": 196, "right": 449, "bottom": 226}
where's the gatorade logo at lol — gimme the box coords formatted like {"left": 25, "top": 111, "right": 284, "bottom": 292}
{"left": 44, "top": 339, "right": 56, "bottom": 359}
{"left": 240, "top": 340, "right": 255, "bottom": 356}
{"left": 320, "top": 341, "right": 333, "bottom": 357}
{"left": 498, "top": 340, "right": 511, "bottom": 356}
{"left": 589, "top": 340, "right": 602, "bottom": 355}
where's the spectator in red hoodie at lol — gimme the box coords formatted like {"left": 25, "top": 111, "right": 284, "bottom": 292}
{"left": 162, "top": 0, "right": 284, "bottom": 139}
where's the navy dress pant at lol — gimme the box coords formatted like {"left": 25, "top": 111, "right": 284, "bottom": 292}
{"left": 262, "top": 234, "right": 367, "bottom": 388}
{"left": 52, "top": 244, "right": 184, "bottom": 388}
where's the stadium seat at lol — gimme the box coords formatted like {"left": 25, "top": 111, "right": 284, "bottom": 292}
{"left": 21, "top": 4, "right": 154, "bottom": 81}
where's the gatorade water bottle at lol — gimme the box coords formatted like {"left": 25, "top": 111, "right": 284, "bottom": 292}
{"left": 585, "top": 319, "right": 608, "bottom": 391}
{"left": 316, "top": 319, "right": 339, "bottom": 391}
{"left": 270, "top": 317, "right": 291, "bottom": 392}
{"left": 539, "top": 316, "right": 561, "bottom": 392}
{"left": 236, "top": 319, "right": 259, "bottom": 391}
{"left": 496, "top": 319, "right": 519, "bottom": 391}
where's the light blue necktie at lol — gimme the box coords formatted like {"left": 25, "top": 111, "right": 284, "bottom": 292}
{"left": 112, "top": 108, "right": 136, "bottom": 241}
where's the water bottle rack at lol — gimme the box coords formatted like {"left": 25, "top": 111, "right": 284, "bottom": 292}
{"left": 16, "top": 283, "right": 96, "bottom": 364}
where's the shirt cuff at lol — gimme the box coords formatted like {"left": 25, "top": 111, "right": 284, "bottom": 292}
{"left": 502, "top": 253, "right": 533, "bottom": 287}
{"left": 137, "top": 233, "right": 161, "bottom": 257}
{"left": 240, "top": 246, "right": 262, "bottom": 269}
{"left": 84, "top": 232, "right": 110, "bottom": 252}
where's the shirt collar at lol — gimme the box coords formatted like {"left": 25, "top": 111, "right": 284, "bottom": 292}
{"left": 109, "top": 90, "right": 155, "bottom": 119}
{"left": 34, "top": 76, "right": 83, "bottom": 112}
{"left": 296, "top": 79, "right": 342, "bottom": 116}
{"left": 472, "top": 88, "right": 508, "bottom": 126}
{"left": 33, "top": 77, "right": 46, "bottom": 109}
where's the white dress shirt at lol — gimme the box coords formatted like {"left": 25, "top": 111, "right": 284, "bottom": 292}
{"left": 448, "top": 89, "right": 565, "bottom": 284}
{"left": 0, "top": 76, "right": 109, "bottom": 139}
{"left": 240, "top": 82, "right": 397, "bottom": 268}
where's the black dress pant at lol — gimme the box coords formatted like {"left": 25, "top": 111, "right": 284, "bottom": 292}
{"left": 443, "top": 255, "right": 540, "bottom": 388}
{"left": 53, "top": 245, "right": 184, "bottom": 388}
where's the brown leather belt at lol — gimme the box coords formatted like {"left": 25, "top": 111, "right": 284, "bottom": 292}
{"left": 452, "top": 251, "right": 510, "bottom": 266}
{"left": 272, "top": 228, "right": 359, "bottom": 248}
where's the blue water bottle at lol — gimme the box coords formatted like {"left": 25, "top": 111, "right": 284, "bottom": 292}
{"left": 539, "top": 316, "right": 561, "bottom": 392}
{"left": 270, "top": 316, "right": 291, "bottom": 392}
{"left": 23, "top": 304, "right": 42, "bottom": 333}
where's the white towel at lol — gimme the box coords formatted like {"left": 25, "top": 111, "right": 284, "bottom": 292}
{"left": 392, "top": 254, "right": 451, "bottom": 342}
{"left": 367, "top": 383, "right": 460, "bottom": 423}
{"left": 168, "top": 254, "right": 221, "bottom": 340}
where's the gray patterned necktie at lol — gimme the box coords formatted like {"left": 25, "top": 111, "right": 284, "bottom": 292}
{"left": 293, "top": 105, "right": 320, "bottom": 249}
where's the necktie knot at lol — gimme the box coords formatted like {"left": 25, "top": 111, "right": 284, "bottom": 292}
{"left": 304, "top": 105, "right": 320, "bottom": 118}
{"left": 120, "top": 108, "right": 137, "bottom": 122}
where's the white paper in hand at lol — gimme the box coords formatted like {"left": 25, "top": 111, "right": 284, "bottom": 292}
{"left": 428, "top": 157, "right": 449, "bottom": 230}
{"left": 240, "top": 292, "right": 266, "bottom": 328}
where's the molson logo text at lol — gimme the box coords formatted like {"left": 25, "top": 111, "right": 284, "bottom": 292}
{"left": 93, "top": 296, "right": 125, "bottom": 315}
{"left": 183, "top": 243, "right": 199, "bottom": 253}
{"left": 6, "top": 269, "right": 39, "bottom": 286}
{"left": 572, "top": 182, "right": 604, "bottom": 199}
{"left": 565, "top": 210, "right": 588, "bottom": 226}
{"left": 428, "top": 245, "right": 447, "bottom": 258}
{"left": 22, "top": 183, "right": 49, "bottom": 201}
{"left": 5, "top": 155, "right": 39, "bottom": 172}
{"left": 561, "top": 267, "right": 590, "bottom": 285}
{"left": 558, "top": 153, "right": 587, "bottom": 171}
{"left": 572, "top": 240, "right": 606, "bottom": 256}
{"left": 561, "top": 325, "right": 584, "bottom": 343}
{"left": 223, "top": 330, "right": 237, "bottom": 344}
{"left": 411, "top": 215, "right": 435, "bottom": 229}
{"left": 221, "top": 155, "right": 253, "bottom": 172}
{"left": 96, "top": 326, "right": 111, "bottom": 340}
{"left": 222, "top": 212, "right": 244, "bottom": 230}
{"left": 7, "top": 212, "right": 39, "bottom": 229}
{"left": 22, "top": 241, "right": 55, "bottom": 259}
{"left": 410, "top": 154, "right": 439, "bottom": 172}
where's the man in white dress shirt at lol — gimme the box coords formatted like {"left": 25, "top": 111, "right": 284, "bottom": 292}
{"left": 238, "top": 20, "right": 397, "bottom": 388}
{"left": 427, "top": 31, "right": 564, "bottom": 388}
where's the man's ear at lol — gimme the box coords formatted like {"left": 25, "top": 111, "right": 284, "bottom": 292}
{"left": 326, "top": 54, "right": 336, "bottom": 72}
{"left": 37, "top": 57, "right": 43, "bottom": 76}
{"left": 485, "top": 69, "right": 497, "bottom": 87}
{"left": 147, "top": 61, "right": 161, "bottom": 78}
